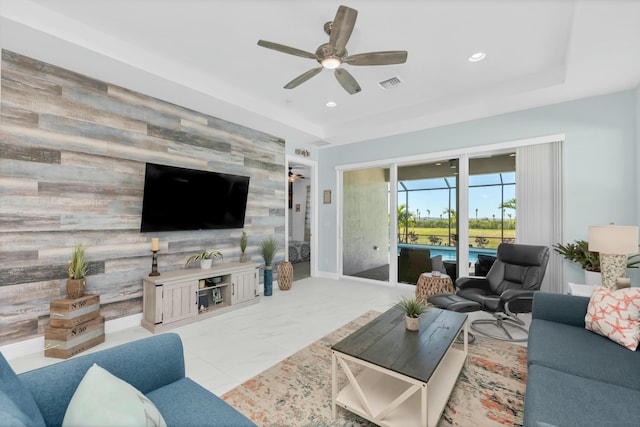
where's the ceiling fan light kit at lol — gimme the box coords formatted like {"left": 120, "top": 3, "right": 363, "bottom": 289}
{"left": 257, "top": 5, "right": 408, "bottom": 95}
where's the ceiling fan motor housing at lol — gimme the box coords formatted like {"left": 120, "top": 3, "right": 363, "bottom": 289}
{"left": 316, "top": 43, "right": 346, "bottom": 62}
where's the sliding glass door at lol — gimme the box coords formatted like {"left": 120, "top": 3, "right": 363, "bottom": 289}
{"left": 397, "top": 160, "right": 459, "bottom": 283}
{"left": 339, "top": 139, "right": 561, "bottom": 288}
{"left": 467, "top": 154, "right": 516, "bottom": 276}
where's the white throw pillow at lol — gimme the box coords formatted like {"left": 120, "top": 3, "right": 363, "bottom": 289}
{"left": 585, "top": 286, "right": 640, "bottom": 351}
{"left": 62, "top": 364, "right": 167, "bottom": 427}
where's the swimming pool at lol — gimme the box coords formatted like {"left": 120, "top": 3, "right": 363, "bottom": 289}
{"left": 398, "top": 243, "right": 497, "bottom": 263}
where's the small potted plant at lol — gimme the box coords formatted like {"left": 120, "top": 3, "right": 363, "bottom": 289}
{"left": 259, "top": 236, "right": 279, "bottom": 296}
{"left": 67, "top": 243, "right": 88, "bottom": 299}
{"left": 185, "top": 250, "right": 223, "bottom": 269}
{"left": 239, "top": 231, "right": 249, "bottom": 263}
{"left": 394, "top": 296, "right": 431, "bottom": 331}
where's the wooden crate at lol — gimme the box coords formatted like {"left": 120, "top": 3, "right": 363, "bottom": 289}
{"left": 44, "top": 316, "right": 105, "bottom": 359}
{"left": 49, "top": 294, "right": 100, "bottom": 328}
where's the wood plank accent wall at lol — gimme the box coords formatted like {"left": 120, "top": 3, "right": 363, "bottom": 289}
{"left": 0, "top": 50, "right": 285, "bottom": 346}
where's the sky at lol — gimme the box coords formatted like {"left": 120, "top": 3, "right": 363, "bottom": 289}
{"left": 398, "top": 172, "right": 516, "bottom": 220}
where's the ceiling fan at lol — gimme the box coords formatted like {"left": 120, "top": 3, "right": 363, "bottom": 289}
{"left": 289, "top": 167, "right": 305, "bottom": 181}
{"left": 257, "top": 5, "right": 408, "bottom": 95}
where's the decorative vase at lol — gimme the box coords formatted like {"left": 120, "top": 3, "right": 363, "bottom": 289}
{"left": 584, "top": 270, "right": 601, "bottom": 286}
{"left": 200, "top": 259, "right": 213, "bottom": 269}
{"left": 277, "top": 261, "right": 293, "bottom": 290}
{"left": 239, "top": 253, "right": 249, "bottom": 263}
{"left": 405, "top": 316, "right": 420, "bottom": 331}
{"left": 264, "top": 265, "right": 273, "bottom": 296}
{"left": 66, "top": 278, "right": 86, "bottom": 299}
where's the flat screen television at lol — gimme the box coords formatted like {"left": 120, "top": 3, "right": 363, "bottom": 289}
{"left": 140, "top": 163, "right": 250, "bottom": 232}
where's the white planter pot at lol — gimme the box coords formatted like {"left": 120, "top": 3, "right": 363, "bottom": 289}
{"left": 405, "top": 316, "right": 420, "bottom": 331}
{"left": 200, "top": 259, "right": 213, "bottom": 269}
{"left": 584, "top": 270, "right": 601, "bottom": 286}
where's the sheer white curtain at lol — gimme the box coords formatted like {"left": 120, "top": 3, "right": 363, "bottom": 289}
{"left": 516, "top": 141, "right": 564, "bottom": 293}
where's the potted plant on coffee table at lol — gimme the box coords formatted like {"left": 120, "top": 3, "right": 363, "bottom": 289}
{"left": 259, "top": 236, "right": 278, "bottom": 296}
{"left": 185, "top": 250, "right": 223, "bottom": 269}
{"left": 394, "top": 296, "right": 431, "bottom": 331}
{"left": 67, "top": 243, "right": 88, "bottom": 299}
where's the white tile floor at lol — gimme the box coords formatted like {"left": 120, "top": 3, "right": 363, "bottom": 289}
{"left": 8, "top": 277, "right": 530, "bottom": 396}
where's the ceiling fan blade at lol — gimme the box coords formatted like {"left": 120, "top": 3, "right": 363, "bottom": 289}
{"left": 284, "top": 67, "right": 323, "bottom": 89}
{"left": 334, "top": 68, "right": 361, "bottom": 95}
{"left": 344, "top": 51, "right": 408, "bottom": 66}
{"left": 257, "top": 40, "right": 317, "bottom": 60}
{"left": 329, "top": 5, "right": 358, "bottom": 53}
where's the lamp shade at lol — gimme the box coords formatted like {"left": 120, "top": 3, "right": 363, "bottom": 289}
{"left": 588, "top": 225, "right": 639, "bottom": 254}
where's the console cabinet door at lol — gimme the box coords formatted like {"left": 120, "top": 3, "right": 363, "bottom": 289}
{"left": 162, "top": 280, "right": 198, "bottom": 324}
{"left": 231, "top": 269, "right": 258, "bottom": 304}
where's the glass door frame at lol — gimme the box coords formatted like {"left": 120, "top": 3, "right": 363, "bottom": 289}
{"left": 337, "top": 158, "right": 470, "bottom": 284}
{"left": 335, "top": 133, "right": 563, "bottom": 285}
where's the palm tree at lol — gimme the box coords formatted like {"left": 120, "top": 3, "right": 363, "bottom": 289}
{"left": 397, "top": 204, "right": 415, "bottom": 243}
{"left": 500, "top": 198, "right": 516, "bottom": 211}
{"left": 443, "top": 208, "right": 456, "bottom": 221}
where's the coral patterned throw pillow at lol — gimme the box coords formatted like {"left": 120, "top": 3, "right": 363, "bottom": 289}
{"left": 585, "top": 286, "right": 640, "bottom": 351}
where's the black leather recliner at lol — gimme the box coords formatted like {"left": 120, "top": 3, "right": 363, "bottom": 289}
{"left": 429, "top": 243, "right": 550, "bottom": 342}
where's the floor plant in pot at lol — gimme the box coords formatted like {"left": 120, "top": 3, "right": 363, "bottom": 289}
{"left": 67, "top": 243, "right": 88, "bottom": 299}
{"left": 259, "top": 236, "right": 279, "bottom": 296}
{"left": 185, "top": 250, "right": 223, "bottom": 269}
{"left": 394, "top": 296, "right": 431, "bottom": 331}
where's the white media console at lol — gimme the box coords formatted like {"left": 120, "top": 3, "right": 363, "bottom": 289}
{"left": 141, "top": 262, "right": 260, "bottom": 333}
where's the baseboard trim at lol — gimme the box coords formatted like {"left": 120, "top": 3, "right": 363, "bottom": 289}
{"left": 317, "top": 270, "right": 339, "bottom": 280}
{"left": 0, "top": 313, "right": 143, "bottom": 360}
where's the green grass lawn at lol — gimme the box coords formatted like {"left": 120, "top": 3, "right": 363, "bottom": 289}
{"left": 402, "top": 227, "right": 516, "bottom": 249}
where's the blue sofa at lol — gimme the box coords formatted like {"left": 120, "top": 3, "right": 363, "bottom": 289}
{"left": 0, "top": 333, "right": 256, "bottom": 427}
{"left": 524, "top": 292, "right": 640, "bottom": 427}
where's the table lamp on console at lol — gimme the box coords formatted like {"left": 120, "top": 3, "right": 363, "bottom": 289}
{"left": 588, "top": 224, "right": 638, "bottom": 289}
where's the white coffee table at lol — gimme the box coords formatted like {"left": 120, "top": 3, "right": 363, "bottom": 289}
{"left": 331, "top": 307, "right": 468, "bottom": 427}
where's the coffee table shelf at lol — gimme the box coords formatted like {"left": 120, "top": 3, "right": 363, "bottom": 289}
{"left": 334, "top": 346, "right": 467, "bottom": 427}
{"left": 332, "top": 308, "right": 468, "bottom": 427}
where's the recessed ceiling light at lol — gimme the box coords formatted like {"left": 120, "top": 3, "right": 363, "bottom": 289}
{"left": 326, "top": 101, "right": 337, "bottom": 107}
{"left": 468, "top": 52, "right": 486, "bottom": 62}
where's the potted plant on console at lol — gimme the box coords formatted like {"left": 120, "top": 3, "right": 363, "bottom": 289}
{"left": 394, "top": 296, "right": 431, "bottom": 331}
{"left": 239, "top": 231, "right": 249, "bottom": 263}
{"left": 259, "top": 236, "right": 278, "bottom": 296}
{"left": 67, "top": 243, "right": 88, "bottom": 299}
{"left": 185, "top": 250, "right": 223, "bottom": 269}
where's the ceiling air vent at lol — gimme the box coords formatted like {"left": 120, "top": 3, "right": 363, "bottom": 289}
{"left": 378, "top": 76, "right": 403, "bottom": 89}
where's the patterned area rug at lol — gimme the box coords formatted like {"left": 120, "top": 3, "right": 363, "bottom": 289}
{"left": 222, "top": 310, "right": 527, "bottom": 427}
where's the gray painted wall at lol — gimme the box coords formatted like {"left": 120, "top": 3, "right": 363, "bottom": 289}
{"left": 342, "top": 168, "right": 389, "bottom": 276}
